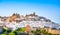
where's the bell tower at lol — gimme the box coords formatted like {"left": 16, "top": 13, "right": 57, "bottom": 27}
{"left": 33, "top": 12, "right": 35, "bottom": 16}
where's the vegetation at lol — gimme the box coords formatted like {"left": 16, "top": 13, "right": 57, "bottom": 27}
{"left": 0, "top": 27, "right": 60, "bottom": 35}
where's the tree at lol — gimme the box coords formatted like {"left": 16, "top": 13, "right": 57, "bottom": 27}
{"left": 21, "top": 27, "right": 26, "bottom": 32}
{"left": 8, "top": 32, "right": 15, "bottom": 35}
{"left": 31, "top": 30, "right": 35, "bottom": 33}
{"left": 0, "top": 34, "right": 7, "bottom": 35}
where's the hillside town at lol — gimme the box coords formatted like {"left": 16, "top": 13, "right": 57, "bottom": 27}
{"left": 0, "top": 12, "right": 60, "bottom": 35}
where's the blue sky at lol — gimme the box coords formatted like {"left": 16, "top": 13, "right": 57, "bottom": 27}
{"left": 0, "top": 0, "right": 60, "bottom": 24}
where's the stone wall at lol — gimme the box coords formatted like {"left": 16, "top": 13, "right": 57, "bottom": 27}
{"left": 45, "top": 28, "right": 60, "bottom": 34}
